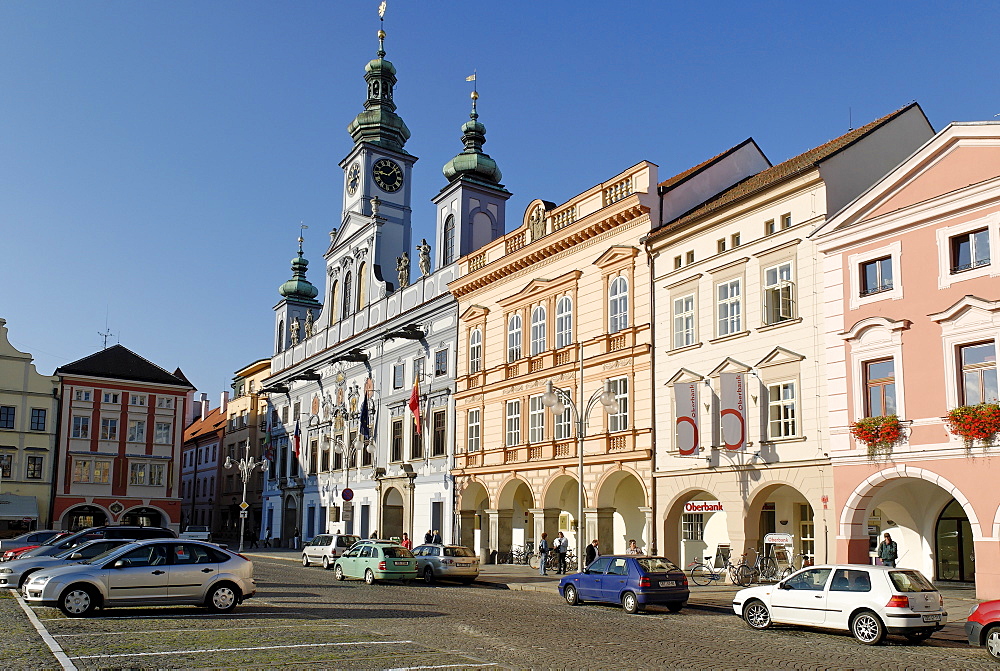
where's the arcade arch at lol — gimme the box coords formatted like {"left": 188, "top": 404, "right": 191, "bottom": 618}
{"left": 382, "top": 487, "right": 404, "bottom": 540}
{"left": 594, "top": 469, "right": 648, "bottom": 555}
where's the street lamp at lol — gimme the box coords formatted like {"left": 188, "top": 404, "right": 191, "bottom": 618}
{"left": 224, "top": 443, "right": 269, "bottom": 553}
{"left": 333, "top": 436, "right": 373, "bottom": 535}
{"left": 541, "top": 378, "right": 617, "bottom": 571}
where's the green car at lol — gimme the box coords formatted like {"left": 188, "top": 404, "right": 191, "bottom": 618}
{"left": 333, "top": 540, "right": 417, "bottom": 584}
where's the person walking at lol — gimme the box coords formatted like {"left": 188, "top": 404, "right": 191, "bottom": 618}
{"left": 424, "top": 530, "right": 433, "bottom": 544}
{"left": 432, "top": 529, "right": 442, "bottom": 544}
{"left": 246, "top": 528, "right": 259, "bottom": 549}
{"left": 401, "top": 532, "right": 412, "bottom": 550}
{"left": 263, "top": 528, "right": 272, "bottom": 548}
{"left": 537, "top": 532, "right": 550, "bottom": 575}
{"left": 878, "top": 532, "right": 898, "bottom": 567}
{"left": 554, "top": 531, "right": 569, "bottom": 574}
{"left": 585, "top": 539, "right": 600, "bottom": 567}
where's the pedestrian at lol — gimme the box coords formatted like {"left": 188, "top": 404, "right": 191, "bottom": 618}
{"left": 537, "top": 532, "right": 550, "bottom": 576}
{"left": 370, "top": 530, "right": 379, "bottom": 539}
{"left": 878, "top": 532, "right": 898, "bottom": 568}
{"left": 626, "top": 539, "right": 640, "bottom": 555}
{"left": 424, "top": 529, "right": 433, "bottom": 544}
{"left": 401, "top": 532, "right": 412, "bottom": 550}
{"left": 263, "top": 527, "right": 272, "bottom": 548}
{"left": 246, "top": 527, "right": 259, "bottom": 549}
{"left": 554, "top": 531, "right": 569, "bottom": 574}
{"left": 432, "top": 529, "right": 442, "bottom": 544}
{"left": 585, "top": 539, "right": 600, "bottom": 566}
{"left": 292, "top": 527, "right": 299, "bottom": 550}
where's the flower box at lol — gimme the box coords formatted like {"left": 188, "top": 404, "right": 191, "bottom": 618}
{"left": 849, "top": 415, "right": 902, "bottom": 461}
{"left": 946, "top": 403, "right": 1000, "bottom": 452}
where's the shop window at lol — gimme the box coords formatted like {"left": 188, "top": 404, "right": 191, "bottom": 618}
{"left": 682, "top": 513, "right": 704, "bottom": 541}
{"left": 717, "top": 279, "right": 742, "bottom": 336}
{"left": 960, "top": 342, "right": 998, "bottom": 404}
{"left": 860, "top": 256, "right": 893, "bottom": 296}
{"left": 864, "top": 359, "right": 896, "bottom": 417}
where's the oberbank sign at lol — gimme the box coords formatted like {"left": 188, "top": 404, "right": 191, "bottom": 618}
{"left": 684, "top": 500, "right": 724, "bottom": 513}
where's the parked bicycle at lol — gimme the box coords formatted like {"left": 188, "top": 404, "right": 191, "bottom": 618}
{"left": 736, "top": 547, "right": 780, "bottom": 586}
{"left": 529, "top": 548, "right": 576, "bottom": 572}
{"left": 687, "top": 554, "right": 745, "bottom": 586}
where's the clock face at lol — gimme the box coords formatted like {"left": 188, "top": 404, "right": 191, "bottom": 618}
{"left": 347, "top": 163, "right": 360, "bottom": 196}
{"left": 372, "top": 158, "right": 403, "bottom": 193}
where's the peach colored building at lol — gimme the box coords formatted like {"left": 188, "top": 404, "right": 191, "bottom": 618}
{"left": 816, "top": 122, "right": 1000, "bottom": 598}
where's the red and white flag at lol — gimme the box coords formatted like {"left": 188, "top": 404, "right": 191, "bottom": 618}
{"left": 674, "top": 382, "right": 700, "bottom": 456}
{"left": 408, "top": 378, "right": 422, "bottom": 435}
{"left": 720, "top": 373, "right": 746, "bottom": 451}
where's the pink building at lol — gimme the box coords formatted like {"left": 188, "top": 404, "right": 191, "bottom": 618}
{"left": 816, "top": 122, "right": 1000, "bottom": 598}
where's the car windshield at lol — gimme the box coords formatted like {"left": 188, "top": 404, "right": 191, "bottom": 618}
{"left": 443, "top": 546, "right": 475, "bottom": 557}
{"left": 890, "top": 570, "right": 936, "bottom": 592}
{"left": 81, "top": 543, "right": 137, "bottom": 565}
{"left": 635, "top": 557, "right": 679, "bottom": 573}
{"left": 38, "top": 533, "right": 71, "bottom": 547}
{"left": 383, "top": 547, "right": 414, "bottom": 559}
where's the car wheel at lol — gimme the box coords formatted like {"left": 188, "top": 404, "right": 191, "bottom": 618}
{"left": 743, "top": 599, "right": 771, "bottom": 630}
{"left": 334, "top": 565, "right": 345, "bottom": 581}
{"left": 364, "top": 569, "right": 376, "bottom": 585}
{"left": 59, "top": 584, "right": 98, "bottom": 618}
{"left": 850, "top": 610, "right": 886, "bottom": 645}
{"left": 564, "top": 585, "right": 580, "bottom": 606}
{"left": 666, "top": 602, "right": 684, "bottom": 613}
{"left": 423, "top": 567, "right": 435, "bottom": 584}
{"left": 904, "top": 629, "right": 934, "bottom": 643}
{"left": 302, "top": 554, "right": 310, "bottom": 567}
{"left": 621, "top": 591, "right": 643, "bottom": 614}
{"left": 206, "top": 583, "right": 239, "bottom": 613}
{"left": 322, "top": 556, "right": 331, "bottom": 570}
{"left": 985, "top": 625, "right": 1000, "bottom": 660}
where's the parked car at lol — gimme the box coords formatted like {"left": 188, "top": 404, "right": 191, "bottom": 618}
{"left": 302, "top": 534, "right": 361, "bottom": 569}
{"left": 412, "top": 544, "right": 479, "bottom": 584}
{"left": 0, "top": 530, "right": 66, "bottom": 553}
{"left": 333, "top": 540, "right": 417, "bottom": 584}
{"left": 21, "top": 538, "right": 256, "bottom": 617}
{"left": 0, "top": 538, "right": 135, "bottom": 589}
{"left": 559, "top": 555, "right": 689, "bottom": 614}
{"left": 734, "top": 564, "right": 945, "bottom": 645}
{"left": 966, "top": 599, "right": 1000, "bottom": 660}
{"left": 19, "top": 526, "right": 176, "bottom": 559}
{"left": 179, "top": 525, "right": 212, "bottom": 542}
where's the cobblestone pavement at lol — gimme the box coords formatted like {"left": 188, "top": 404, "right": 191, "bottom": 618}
{"left": 2, "top": 550, "right": 994, "bottom": 669}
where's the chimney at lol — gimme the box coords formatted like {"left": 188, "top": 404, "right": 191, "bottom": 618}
{"left": 200, "top": 392, "right": 210, "bottom": 421}
{"left": 220, "top": 391, "right": 230, "bottom": 414}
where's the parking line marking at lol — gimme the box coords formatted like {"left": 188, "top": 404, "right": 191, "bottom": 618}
{"left": 53, "top": 623, "right": 352, "bottom": 636}
{"left": 68, "top": 640, "right": 413, "bottom": 660}
{"left": 385, "top": 665, "right": 496, "bottom": 670}
{"left": 10, "top": 590, "right": 77, "bottom": 671}
{"left": 38, "top": 611, "right": 286, "bottom": 621}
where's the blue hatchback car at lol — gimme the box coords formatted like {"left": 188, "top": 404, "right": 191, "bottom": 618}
{"left": 559, "top": 555, "right": 689, "bottom": 614}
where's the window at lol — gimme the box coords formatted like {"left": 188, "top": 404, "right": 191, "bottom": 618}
{"left": 951, "top": 228, "right": 990, "bottom": 273}
{"left": 731, "top": 233, "right": 741, "bottom": 248}
{"left": 356, "top": 262, "right": 367, "bottom": 311}
{"left": 75, "top": 390, "right": 91, "bottom": 402}
{"left": 149, "top": 463, "right": 164, "bottom": 486}
{"left": 410, "top": 419, "right": 422, "bottom": 460}
{"left": 608, "top": 377, "right": 629, "bottom": 431}
{"left": 767, "top": 381, "right": 797, "bottom": 438}
{"left": 130, "top": 394, "right": 146, "bottom": 406}
{"left": 281, "top": 406, "right": 289, "bottom": 423}
{"left": 682, "top": 513, "right": 704, "bottom": 541}
{"left": 763, "top": 262, "right": 795, "bottom": 324}
{"left": 469, "top": 329, "right": 482, "bottom": 374}
{"left": 127, "top": 420, "right": 146, "bottom": 443}
{"left": 342, "top": 271, "right": 353, "bottom": 318}
{"left": 717, "top": 279, "right": 742, "bottom": 336}
{"left": 673, "top": 295, "right": 695, "bottom": 348}
{"left": 293, "top": 401, "right": 301, "bottom": 420}
{"left": 609, "top": 276, "right": 629, "bottom": 333}
{"left": 100, "top": 418, "right": 119, "bottom": 441}
{"left": 685, "top": 250, "right": 695, "bottom": 265}
{"left": 103, "top": 392, "right": 119, "bottom": 404}
{"left": 554, "top": 391, "right": 572, "bottom": 439}
{"left": 393, "top": 364, "right": 404, "bottom": 389}
{"left": 154, "top": 422, "right": 171, "bottom": 444}
{"left": 467, "top": 409, "right": 481, "bottom": 452}
{"left": 505, "top": 400, "right": 521, "bottom": 446}
{"left": 73, "top": 459, "right": 91, "bottom": 483}
{"left": 717, "top": 239, "right": 726, "bottom": 254}
{"left": 507, "top": 314, "right": 522, "bottom": 362}
{"left": 673, "top": 256, "right": 682, "bottom": 269}
{"left": 524, "top": 307, "right": 545, "bottom": 357}
{"left": 864, "top": 359, "right": 896, "bottom": 417}
{"left": 389, "top": 419, "right": 403, "bottom": 462}
{"left": 157, "top": 397, "right": 173, "bottom": 409}
{"left": 529, "top": 395, "right": 545, "bottom": 443}
{"left": 0, "top": 406, "right": 14, "bottom": 429}
{"left": 435, "top": 349, "right": 448, "bottom": 377}
{"left": 26, "top": 409, "right": 48, "bottom": 433}
{"left": 860, "top": 256, "right": 893, "bottom": 296}
{"left": 443, "top": 215, "right": 455, "bottom": 265}
{"left": 960, "top": 342, "right": 998, "bottom": 404}
{"left": 555, "top": 297, "right": 573, "bottom": 348}
{"left": 129, "top": 462, "right": 147, "bottom": 485}
{"left": 781, "top": 213, "right": 792, "bottom": 229}
{"left": 765, "top": 219, "right": 776, "bottom": 235}
{"left": 413, "top": 358, "right": 424, "bottom": 384}
{"left": 70, "top": 415, "right": 90, "bottom": 438}
{"left": 800, "top": 504, "right": 815, "bottom": 564}
{"left": 432, "top": 410, "right": 447, "bottom": 456}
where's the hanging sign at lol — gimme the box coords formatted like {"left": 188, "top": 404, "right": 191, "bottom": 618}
{"left": 720, "top": 372, "right": 747, "bottom": 451}
{"left": 674, "top": 382, "right": 700, "bottom": 456}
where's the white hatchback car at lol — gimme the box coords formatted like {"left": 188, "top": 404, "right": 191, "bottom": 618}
{"left": 301, "top": 534, "right": 361, "bottom": 569}
{"left": 733, "top": 564, "right": 945, "bottom": 645}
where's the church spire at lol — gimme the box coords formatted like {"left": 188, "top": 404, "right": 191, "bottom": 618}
{"left": 346, "top": 20, "right": 411, "bottom": 153}
{"left": 442, "top": 88, "right": 505, "bottom": 187}
{"left": 278, "top": 230, "right": 319, "bottom": 301}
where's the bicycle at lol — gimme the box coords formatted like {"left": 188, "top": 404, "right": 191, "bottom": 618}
{"left": 687, "top": 554, "right": 745, "bottom": 586}
{"left": 529, "top": 548, "right": 577, "bottom": 572}
{"left": 736, "top": 547, "right": 780, "bottom": 586}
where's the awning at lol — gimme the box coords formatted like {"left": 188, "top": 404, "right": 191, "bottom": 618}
{"left": 0, "top": 494, "right": 39, "bottom": 520}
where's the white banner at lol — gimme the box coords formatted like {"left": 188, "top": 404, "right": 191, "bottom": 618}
{"left": 674, "top": 382, "right": 700, "bottom": 456}
{"left": 720, "top": 372, "right": 747, "bottom": 451}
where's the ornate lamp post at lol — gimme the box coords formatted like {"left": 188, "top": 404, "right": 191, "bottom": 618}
{"left": 541, "top": 379, "right": 617, "bottom": 571}
{"left": 224, "top": 442, "right": 268, "bottom": 553}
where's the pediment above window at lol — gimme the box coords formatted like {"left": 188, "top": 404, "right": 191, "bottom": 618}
{"left": 928, "top": 295, "right": 1000, "bottom": 325}
{"left": 840, "top": 316, "right": 911, "bottom": 343}
{"left": 756, "top": 346, "right": 805, "bottom": 368}
{"left": 667, "top": 367, "right": 704, "bottom": 384}
{"left": 496, "top": 270, "right": 583, "bottom": 307}
{"left": 593, "top": 245, "right": 639, "bottom": 270}
{"left": 460, "top": 305, "right": 490, "bottom": 322}
{"left": 708, "top": 357, "right": 752, "bottom": 377}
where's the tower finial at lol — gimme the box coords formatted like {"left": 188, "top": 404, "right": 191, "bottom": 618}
{"left": 377, "top": 1, "right": 387, "bottom": 57}
{"left": 466, "top": 71, "right": 478, "bottom": 117}
{"left": 298, "top": 223, "right": 308, "bottom": 255}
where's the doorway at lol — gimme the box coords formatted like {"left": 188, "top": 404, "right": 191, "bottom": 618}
{"left": 936, "top": 499, "right": 974, "bottom": 582}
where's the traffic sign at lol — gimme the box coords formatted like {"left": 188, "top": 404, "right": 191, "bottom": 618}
{"left": 239, "top": 510, "right": 248, "bottom": 518}
{"left": 342, "top": 488, "right": 354, "bottom": 502}
{"left": 239, "top": 501, "right": 249, "bottom": 511}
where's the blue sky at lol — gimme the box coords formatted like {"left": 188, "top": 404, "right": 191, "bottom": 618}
{"left": 2, "top": 1, "right": 998, "bottom": 399}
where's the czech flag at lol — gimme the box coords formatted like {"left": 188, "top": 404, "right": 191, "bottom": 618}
{"left": 408, "top": 378, "right": 421, "bottom": 435}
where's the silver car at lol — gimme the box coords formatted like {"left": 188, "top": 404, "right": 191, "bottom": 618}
{"left": 412, "top": 544, "right": 480, "bottom": 584}
{"left": 302, "top": 533, "right": 361, "bottom": 569}
{"left": 22, "top": 539, "right": 256, "bottom": 617}
{"left": 0, "top": 538, "right": 133, "bottom": 589}
{"left": 0, "top": 530, "right": 64, "bottom": 554}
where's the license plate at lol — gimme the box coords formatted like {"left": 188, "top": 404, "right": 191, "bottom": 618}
{"left": 394, "top": 560, "right": 409, "bottom": 566}
{"left": 659, "top": 580, "right": 676, "bottom": 587}
{"left": 455, "top": 562, "right": 469, "bottom": 567}
{"left": 922, "top": 613, "right": 941, "bottom": 622}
